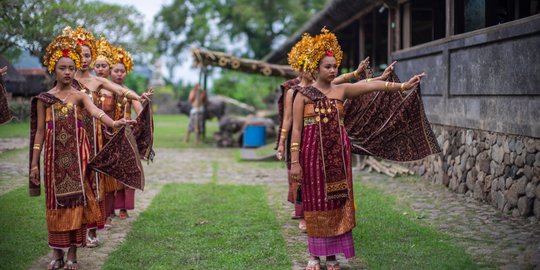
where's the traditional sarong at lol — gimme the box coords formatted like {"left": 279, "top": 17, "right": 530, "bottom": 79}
{"left": 0, "top": 78, "right": 13, "bottom": 125}
{"left": 114, "top": 188, "right": 135, "bottom": 210}
{"left": 297, "top": 88, "right": 356, "bottom": 258}
{"left": 29, "top": 93, "right": 100, "bottom": 250}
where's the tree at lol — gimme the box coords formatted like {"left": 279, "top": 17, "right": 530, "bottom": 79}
{"left": 154, "top": 0, "right": 327, "bottom": 66}
{"left": 212, "top": 70, "right": 282, "bottom": 109}
{"left": 0, "top": 0, "right": 155, "bottom": 63}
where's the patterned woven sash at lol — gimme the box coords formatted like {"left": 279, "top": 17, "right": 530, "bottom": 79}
{"left": 0, "top": 78, "right": 12, "bottom": 125}
{"left": 51, "top": 102, "right": 85, "bottom": 207}
{"left": 89, "top": 125, "right": 145, "bottom": 190}
{"left": 344, "top": 71, "right": 441, "bottom": 161}
{"left": 133, "top": 100, "right": 155, "bottom": 161}
{"left": 300, "top": 86, "right": 349, "bottom": 200}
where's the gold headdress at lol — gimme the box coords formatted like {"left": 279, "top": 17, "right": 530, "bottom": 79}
{"left": 43, "top": 27, "right": 82, "bottom": 73}
{"left": 304, "top": 27, "right": 343, "bottom": 73}
{"left": 114, "top": 46, "right": 134, "bottom": 74}
{"left": 95, "top": 36, "right": 117, "bottom": 67}
{"left": 71, "top": 26, "right": 97, "bottom": 65}
{"left": 287, "top": 33, "right": 314, "bottom": 72}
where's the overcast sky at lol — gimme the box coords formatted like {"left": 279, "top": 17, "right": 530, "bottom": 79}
{"left": 101, "top": 0, "right": 200, "bottom": 85}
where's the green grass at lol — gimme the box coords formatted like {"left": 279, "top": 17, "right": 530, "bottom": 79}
{"left": 0, "top": 186, "right": 48, "bottom": 270}
{"left": 354, "top": 180, "right": 487, "bottom": 269}
{"left": 0, "top": 120, "right": 29, "bottom": 138}
{"left": 103, "top": 183, "right": 291, "bottom": 270}
{"left": 153, "top": 114, "right": 219, "bottom": 149}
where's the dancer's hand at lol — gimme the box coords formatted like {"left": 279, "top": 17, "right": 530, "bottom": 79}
{"left": 405, "top": 72, "right": 426, "bottom": 90}
{"left": 0, "top": 66, "right": 7, "bottom": 77}
{"left": 30, "top": 164, "right": 40, "bottom": 186}
{"left": 381, "top": 61, "right": 397, "bottom": 80}
{"left": 141, "top": 88, "right": 154, "bottom": 101}
{"left": 113, "top": 119, "right": 136, "bottom": 128}
{"left": 290, "top": 163, "right": 302, "bottom": 183}
{"left": 356, "top": 57, "right": 370, "bottom": 75}
{"left": 276, "top": 144, "right": 284, "bottom": 160}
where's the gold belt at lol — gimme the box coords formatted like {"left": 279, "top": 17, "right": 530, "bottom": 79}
{"left": 304, "top": 116, "right": 344, "bottom": 126}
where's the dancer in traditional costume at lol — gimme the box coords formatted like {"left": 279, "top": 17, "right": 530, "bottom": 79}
{"left": 29, "top": 29, "right": 133, "bottom": 270}
{"left": 108, "top": 46, "right": 143, "bottom": 219}
{"left": 86, "top": 35, "right": 118, "bottom": 247}
{"left": 289, "top": 28, "right": 440, "bottom": 270}
{"left": 277, "top": 35, "right": 394, "bottom": 233}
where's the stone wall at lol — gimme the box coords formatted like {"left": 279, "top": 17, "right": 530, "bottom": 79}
{"left": 408, "top": 124, "right": 540, "bottom": 220}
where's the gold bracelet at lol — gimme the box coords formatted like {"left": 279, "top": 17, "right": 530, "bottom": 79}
{"left": 33, "top": 146, "right": 41, "bottom": 150}
{"left": 400, "top": 83, "right": 406, "bottom": 92}
{"left": 291, "top": 160, "right": 299, "bottom": 164}
{"left": 122, "top": 89, "right": 129, "bottom": 97}
{"left": 353, "top": 70, "right": 360, "bottom": 78}
{"left": 291, "top": 142, "right": 300, "bottom": 147}
{"left": 97, "top": 112, "right": 105, "bottom": 120}
{"left": 385, "top": 81, "right": 389, "bottom": 91}
{"left": 366, "top": 78, "right": 372, "bottom": 83}
{"left": 281, "top": 128, "right": 287, "bottom": 132}
{"left": 391, "top": 82, "right": 395, "bottom": 89}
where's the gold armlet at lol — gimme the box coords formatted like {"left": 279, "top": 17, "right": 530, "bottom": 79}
{"left": 400, "top": 83, "right": 406, "bottom": 92}
{"left": 97, "top": 112, "right": 105, "bottom": 120}
{"left": 385, "top": 81, "right": 389, "bottom": 91}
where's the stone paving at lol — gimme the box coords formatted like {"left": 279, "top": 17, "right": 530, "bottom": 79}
{"left": 1, "top": 138, "right": 538, "bottom": 269}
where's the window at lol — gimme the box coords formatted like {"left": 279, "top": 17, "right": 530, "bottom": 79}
{"left": 455, "top": 0, "right": 540, "bottom": 34}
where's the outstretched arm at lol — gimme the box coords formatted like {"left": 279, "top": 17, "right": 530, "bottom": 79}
{"left": 343, "top": 72, "right": 426, "bottom": 99}
{"left": 97, "top": 76, "right": 142, "bottom": 102}
{"left": 79, "top": 93, "right": 133, "bottom": 128}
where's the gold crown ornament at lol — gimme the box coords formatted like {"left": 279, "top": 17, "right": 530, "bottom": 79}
{"left": 287, "top": 33, "right": 314, "bottom": 73}
{"left": 304, "top": 27, "right": 343, "bottom": 73}
{"left": 71, "top": 26, "right": 97, "bottom": 66}
{"left": 114, "top": 46, "right": 134, "bottom": 74}
{"left": 95, "top": 36, "right": 117, "bottom": 67}
{"left": 43, "top": 28, "right": 82, "bottom": 73}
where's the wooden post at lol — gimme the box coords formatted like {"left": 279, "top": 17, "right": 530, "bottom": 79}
{"left": 402, "top": 2, "right": 411, "bottom": 49}
{"left": 359, "top": 17, "right": 365, "bottom": 61}
{"left": 446, "top": 0, "right": 454, "bottom": 37}
{"left": 202, "top": 67, "right": 208, "bottom": 141}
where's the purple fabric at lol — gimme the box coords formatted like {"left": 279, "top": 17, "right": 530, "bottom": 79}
{"left": 308, "top": 231, "right": 355, "bottom": 259}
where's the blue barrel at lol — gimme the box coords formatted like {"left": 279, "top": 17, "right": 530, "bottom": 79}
{"left": 243, "top": 125, "right": 266, "bottom": 147}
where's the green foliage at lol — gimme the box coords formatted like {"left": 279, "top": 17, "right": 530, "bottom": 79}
{"left": 124, "top": 73, "right": 148, "bottom": 95}
{"left": 154, "top": 0, "right": 327, "bottom": 64}
{"left": 0, "top": 0, "right": 155, "bottom": 63}
{"left": 0, "top": 186, "right": 48, "bottom": 270}
{"left": 103, "top": 183, "right": 291, "bottom": 269}
{"left": 213, "top": 70, "right": 281, "bottom": 109}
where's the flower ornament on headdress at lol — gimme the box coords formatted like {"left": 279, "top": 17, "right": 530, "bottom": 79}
{"left": 71, "top": 26, "right": 97, "bottom": 65}
{"left": 288, "top": 33, "right": 314, "bottom": 73}
{"left": 95, "top": 36, "right": 117, "bottom": 67}
{"left": 304, "top": 27, "right": 343, "bottom": 73}
{"left": 114, "top": 46, "right": 134, "bottom": 74}
{"left": 43, "top": 28, "right": 82, "bottom": 73}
